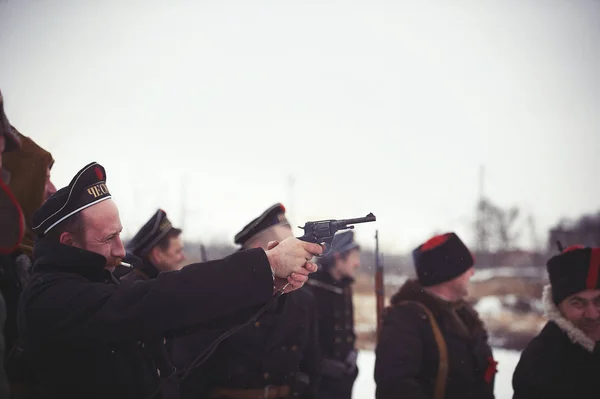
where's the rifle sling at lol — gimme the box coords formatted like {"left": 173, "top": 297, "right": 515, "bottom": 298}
{"left": 395, "top": 300, "right": 448, "bottom": 399}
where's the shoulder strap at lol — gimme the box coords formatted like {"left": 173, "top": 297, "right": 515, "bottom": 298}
{"left": 396, "top": 300, "right": 448, "bottom": 399}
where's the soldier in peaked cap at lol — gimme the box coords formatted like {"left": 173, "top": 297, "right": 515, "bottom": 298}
{"left": 374, "top": 232, "right": 495, "bottom": 399}
{"left": 305, "top": 230, "right": 361, "bottom": 399}
{"left": 16, "top": 162, "right": 323, "bottom": 399}
{"left": 512, "top": 245, "right": 600, "bottom": 398}
{"left": 179, "top": 203, "right": 319, "bottom": 399}
{"left": 117, "top": 210, "right": 186, "bottom": 281}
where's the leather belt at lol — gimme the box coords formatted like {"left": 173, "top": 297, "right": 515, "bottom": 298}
{"left": 210, "top": 385, "right": 291, "bottom": 399}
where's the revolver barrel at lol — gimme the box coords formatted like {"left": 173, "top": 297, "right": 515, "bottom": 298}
{"left": 337, "top": 213, "right": 376, "bottom": 226}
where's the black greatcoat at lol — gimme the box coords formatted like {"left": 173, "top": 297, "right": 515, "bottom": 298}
{"left": 305, "top": 269, "right": 357, "bottom": 399}
{"left": 512, "top": 285, "right": 600, "bottom": 399}
{"left": 374, "top": 279, "right": 496, "bottom": 399}
{"left": 177, "top": 288, "right": 319, "bottom": 399}
{"left": 17, "top": 241, "right": 275, "bottom": 399}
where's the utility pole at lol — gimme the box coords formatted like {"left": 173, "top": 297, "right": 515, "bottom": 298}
{"left": 287, "top": 174, "right": 296, "bottom": 223}
{"left": 180, "top": 175, "right": 186, "bottom": 233}
{"left": 476, "top": 164, "right": 487, "bottom": 252}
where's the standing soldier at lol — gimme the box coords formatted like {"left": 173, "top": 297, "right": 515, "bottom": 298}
{"left": 374, "top": 232, "right": 496, "bottom": 399}
{"left": 512, "top": 245, "right": 600, "bottom": 398}
{"left": 178, "top": 203, "right": 319, "bottom": 399}
{"left": 16, "top": 162, "right": 322, "bottom": 399}
{"left": 119, "top": 209, "right": 186, "bottom": 281}
{"left": 306, "top": 230, "right": 361, "bottom": 399}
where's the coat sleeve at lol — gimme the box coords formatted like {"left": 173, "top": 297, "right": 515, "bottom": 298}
{"left": 21, "top": 248, "right": 275, "bottom": 345}
{"left": 374, "top": 305, "right": 429, "bottom": 399}
{"left": 512, "top": 337, "right": 563, "bottom": 399}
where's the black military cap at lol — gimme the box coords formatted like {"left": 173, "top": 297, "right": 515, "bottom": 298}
{"left": 0, "top": 89, "right": 21, "bottom": 153}
{"left": 547, "top": 245, "right": 600, "bottom": 305}
{"left": 126, "top": 209, "right": 179, "bottom": 257}
{"left": 329, "top": 230, "right": 360, "bottom": 255}
{"left": 234, "top": 203, "right": 289, "bottom": 246}
{"left": 412, "top": 232, "right": 474, "bottom": 287}
{"left": 31, "top": 162, "right": 111, "bottom": 237}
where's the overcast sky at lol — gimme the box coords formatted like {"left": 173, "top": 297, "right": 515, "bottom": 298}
{"left": 1, "top": 0, "right": 598, "bottom": 254}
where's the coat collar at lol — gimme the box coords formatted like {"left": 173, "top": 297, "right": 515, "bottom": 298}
{"left": 390, "top": 279, "right": 485, "bottom": 339}
{"left": 543, "top": 284, "right": 597, "bottom": 353}
{"left": 137, "top": 258, "right": 160, "bottom": 280}
{"left": 32, "top": 240, "right": 116, "bottom": 284}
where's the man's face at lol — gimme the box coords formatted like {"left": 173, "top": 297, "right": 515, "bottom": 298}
{"left": 446, "top": 266, "right": 475, "bottom": 300}
{"left": 559, "top": 289, "right": 600, "bottom": 341}
{"left": 334, "top": 248, "right": 361, "bottom": 279}
{"left": 152, "top": 235, "right": 186, "bottom": 271}
{"left": 44, "top": 167, "right": 57, "bottom": 201}
{"left": 73, "top": 199, "right": 126, "bottom": 272}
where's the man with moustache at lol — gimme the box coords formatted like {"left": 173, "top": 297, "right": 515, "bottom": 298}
{"left": 512, "top": 245, "right": 600, "bottom": 398}
{"left": 374, "top": 232, "right": 496, "bottom": 399}
{"left": 17, "top": 162, "right": 322, "bottom": 399}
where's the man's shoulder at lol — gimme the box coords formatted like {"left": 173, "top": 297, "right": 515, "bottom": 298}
{"left": 22, "top": 269, "right": 107, "bottom": 307}
{"left": 520, "top": 322, "right": 566, "bottom": 363}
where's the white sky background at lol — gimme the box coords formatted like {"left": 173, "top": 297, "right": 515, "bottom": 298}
{"left": 1, "top": 0, "right": 599, "bottom": 254}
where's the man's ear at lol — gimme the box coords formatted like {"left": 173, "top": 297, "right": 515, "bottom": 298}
{"left": 59, "top": 232, "right": 74, "bottom": 246}
{"left": 148, "top": 246, "right": 162, "bottom": 264}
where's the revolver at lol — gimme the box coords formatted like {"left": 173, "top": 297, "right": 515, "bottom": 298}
{"left": 297, "top": 212, "right": 376, "bottom": 255}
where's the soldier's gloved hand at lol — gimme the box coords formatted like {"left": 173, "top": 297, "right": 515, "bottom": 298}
{"left": 265, "top": 237, "right": 321, "bottom": 293}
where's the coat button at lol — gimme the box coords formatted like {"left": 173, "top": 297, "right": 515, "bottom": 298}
{"left": 335, "top": 337, "right": 341, "bottom": 343}
{"left": 163, "top": 337, "right": 167, "bottom": 345}
{"left": 263, "top": 372, "right": 270, "bottom": 380}
{"left": 346, "top": 336, "right": 353, "bottom": 343}
{"left": 334, "top": 324, "right": 340, "bottom": 330}
{"left": 254, "top": 321, "right": 260, "bottom": 327}
{"left": 291, "top": 345, "right": 298, "bottom": 352}
{"left": 281, "top": 346, "right": 287, "bottom": 351}
{"left": 157, "top": 368, "right": 161, "bottom": 377}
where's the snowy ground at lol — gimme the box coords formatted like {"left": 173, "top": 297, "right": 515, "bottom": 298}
{"left": 353, "top": 348, "right": 521, "bottom": 399}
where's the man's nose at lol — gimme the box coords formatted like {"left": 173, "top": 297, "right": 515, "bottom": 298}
{"left": 113, "top": 237, "right": 126, "bottom": 259}
{"left": 46, "top": 181, "right": 57, "bottom": 198}
{"left": 584, "top": 304, "right": 600, "bottom": 320}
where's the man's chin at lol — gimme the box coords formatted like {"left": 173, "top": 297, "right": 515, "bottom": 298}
{"left": 105, "top": 265, "right": 116, "bottom": 273}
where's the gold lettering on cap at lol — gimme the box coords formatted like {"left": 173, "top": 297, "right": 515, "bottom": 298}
{"left": 87, "top": 183, "right": 109, "bottom": 198}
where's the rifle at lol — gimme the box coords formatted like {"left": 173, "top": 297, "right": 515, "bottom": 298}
{"left": 297, "top": 213, "right": 376, "bottom": 255}
{"left": 375, "top": 230, "right": 385, "bottom": 341}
